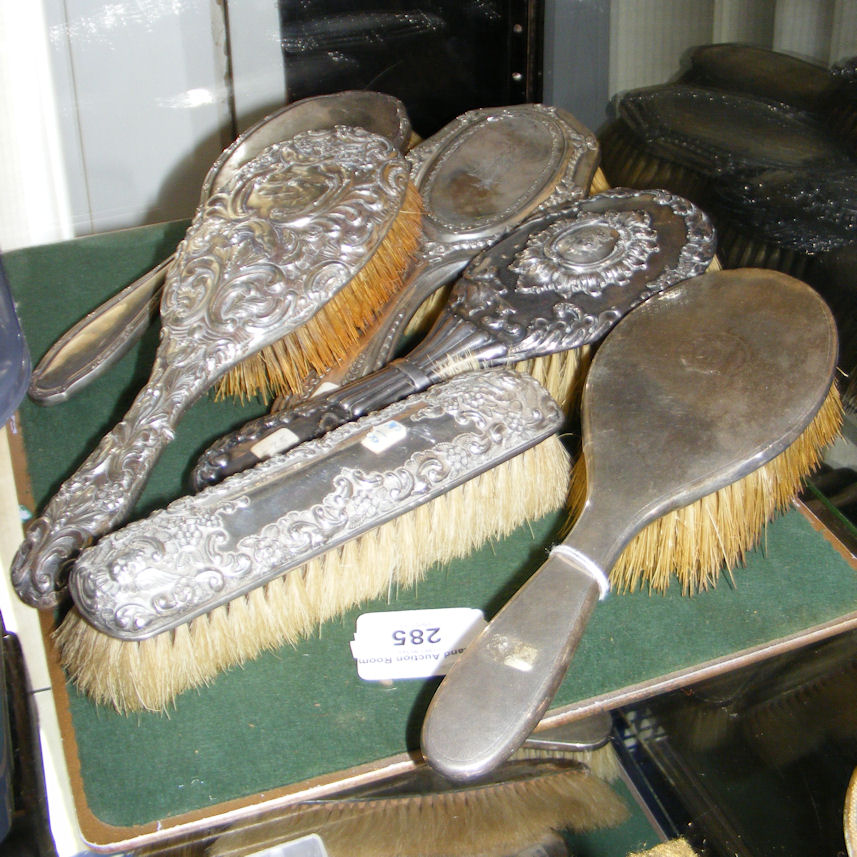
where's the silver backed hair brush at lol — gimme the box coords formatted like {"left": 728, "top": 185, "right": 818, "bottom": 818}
{"left": 28, "top": 90, "right": 414, "bottom": 405}
{"left": 69, "top": 369, "right": 562, "bottom": 639}
{"left": 56, "top": 369, "right": 572, "bottom": 711}
{"left": 192, "top": 188, "right": 716, "bottom": 488}
{"left": 12, "top": 126, "right": 418, "bottom": 609}
{"left": 421, "top": 268, "right": 840, "bottom": 782}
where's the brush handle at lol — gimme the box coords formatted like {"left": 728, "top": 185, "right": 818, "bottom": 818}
{"left": 11, "top": 352, "right": 203, "bottom": 609}
{"left": 191, "top": 308, "right": 505, "bottom": 489}
{"left": 27, "top": 258, "right": 170, "bottom": 405}
{"left": 421, "top": 548, "right": 605, "bottom": 781}
{"left": 190, "top": 358, "right": 439, "bottom": 489}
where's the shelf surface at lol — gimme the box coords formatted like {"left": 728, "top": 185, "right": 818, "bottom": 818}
{"left": 5, "top": 224, "right": 857, "bottom": 850}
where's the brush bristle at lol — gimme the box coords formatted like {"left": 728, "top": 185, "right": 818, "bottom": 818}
{"left": 427, "top": 349, "right": 590, "bottom": 419}
{"left": 55, "top": 435, "right": 571, "bottom": 712}
{"left": 741, "top": 655, "right": 857, "bottom": 767}
{"left": 568, "top": 384, "right": 843, "bottom": 594}
{"left": 589, "top": 166, "right": 612, "bottom": 195}
{"left": 215, "top": 182, "right": 424, "bottom": 403}
{"left": 206, "top": 765, "right": 628, "bottom": 857}
{"left": 628, "top": 840, "right": 700, "bottom": 857}
{"left": 511, "top": 742, "right": 622, "bottom": 783}
{"left": 741, "top": 687, "right": 828, "bottom": 768}
{"left": 516, "top": 348, "right": 592, "bottom": 414}
{"left": 713, "top": 222, "right": 812, "bottom": 280}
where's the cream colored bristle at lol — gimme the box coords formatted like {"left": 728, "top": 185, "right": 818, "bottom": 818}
{"left": 402, "top": 283, "right": 452, "bottom": 341}
{"left": 589, "top": 167, "right": 611, "bottom": 194}
{"left": 739, "top": 656, "right": 857, "bottom": 768}
{"left": 664, "top": 698, "right": 738, "bottom": 754}
{"left": 206, "top": 763, "right": 628, "bottom": 857}
{"left": 741, "top": 689, "right": 828, "bottom": 768}
{"left": 568, "top": 384, "right": 842, "bottom": 594}
{"left": 516, "top": 347, "right": 592, "bottom": 413}
{"left": 629, "top": 840, "right": 700, "bottom": 857}
{"left": 422, "top": 347, "right": 590, "bottom": 417}
{"left": 55, "top": 435, "right": 571, "bottom": 713}
{"left": 215, "top": 182, "right": 424, "bottom": 403}
{"left": 429, "top": 343, "right": 591, "bottom": 416}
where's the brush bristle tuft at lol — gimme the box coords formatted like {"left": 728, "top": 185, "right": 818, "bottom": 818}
{"left": 205, "top": 764, "right": 628, "bottom": 857}
{"left": 568, "top": 383, "right": 842, "bottom": 594}
{"left": 599, "top": 121, "right": 710, "bottom": 202}
{"left": 55, "top": 435, "right": 571, "bottom": 712}
{"left": 516, "top": 348, "right": 592, "bottom": 413}
{"left": 512, "top": 742, "right": 622, "bottom": 783}
{"left": 216, "top": 182, "right": 424, "bottom": 403}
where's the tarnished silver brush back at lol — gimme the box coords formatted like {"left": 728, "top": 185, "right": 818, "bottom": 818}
{"left": 70, "top": 370, "right": 563, "bottom": 639}
{"left": 421, "top": 268, "right": 839, "bottom": 782}
{"left": 191, "top": 187, "right": 716, "bottom": 487}
{"left": 12, "top": 126, "right": 411, "bottom": 609}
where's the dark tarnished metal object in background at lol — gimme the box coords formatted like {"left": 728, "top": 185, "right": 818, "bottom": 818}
{"left": 679, "top": 42, "right": 838, "bottom": 115}
{"left": 708, "top": 166, "right": 857, "bottom": 276}
{"left": 599, "top": 84, "right": 854, "bottom": 203}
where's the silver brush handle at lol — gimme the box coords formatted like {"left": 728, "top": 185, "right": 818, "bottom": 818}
{"left": 28, "top": 259, "right": 170, "bottom": 404}
{"left": 70, "top": 369, "right": 562, "bottom": 640}
{"left": 12, "top": 355, "right": 202, "bottom": 609}
{"left": 421, "top": 548, "right": 605, "bottom": 781}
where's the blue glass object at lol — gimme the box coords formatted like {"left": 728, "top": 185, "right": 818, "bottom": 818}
{"left": 0, "top": 253, "right": 30, "bottom": 426}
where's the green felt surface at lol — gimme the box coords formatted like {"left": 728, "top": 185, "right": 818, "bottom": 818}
{"left": 4, "top": 222, "right": 270, "bottom": 519}
{"left": 5, "top": 225, "right": 857, "bottom": 835}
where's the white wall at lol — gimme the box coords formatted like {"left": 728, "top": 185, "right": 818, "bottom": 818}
{"left": 608, "top": 0, "right": 716, "bottom": 94}
{"left": 0, "top": 4, "right": 73, "bottom": 251}
{"left": 1, "top": 0, "right": 286, "bottom": 250}
{"left": 46, "top": 0, "right": 234, "bottom": 236}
